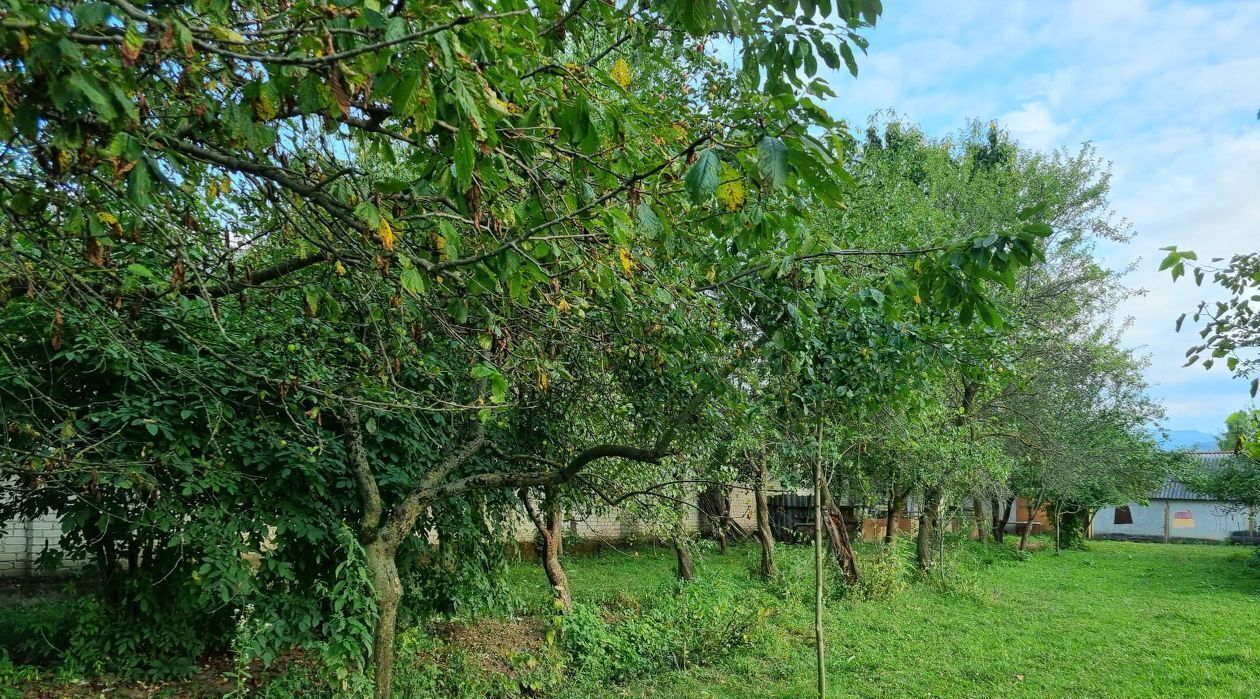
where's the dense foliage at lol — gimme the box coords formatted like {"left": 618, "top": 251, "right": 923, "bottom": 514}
{"left": 0, "top": 1, "right": 1175, "bottom": 696}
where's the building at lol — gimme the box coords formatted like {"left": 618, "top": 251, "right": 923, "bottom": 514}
{"left": 1092, "top": 452, "right": 1253, "bottom": 543}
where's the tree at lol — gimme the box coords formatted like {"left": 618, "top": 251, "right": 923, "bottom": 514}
{"left": 2, "top": 1, "right": 893, "bottom": 693}
{"left": 1160, "top": 250, "right": 1260, "bottom": 396}
{"left": 1218, "top": 409, "right": 1260, "bottom": 452}
{"left": 1190, "top": 411, "right": 1260, "bottom": 535}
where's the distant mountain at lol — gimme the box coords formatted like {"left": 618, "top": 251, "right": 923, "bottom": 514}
{"left": 1153, "top": 429, "right": 1219, "bottom": 452}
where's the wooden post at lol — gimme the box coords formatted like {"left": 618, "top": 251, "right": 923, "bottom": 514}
{"left": 814, "top": 413, "right": 827, "bottom": 699}
{"left": 1163, "top": 500, "right": 1170, "bottom": 543}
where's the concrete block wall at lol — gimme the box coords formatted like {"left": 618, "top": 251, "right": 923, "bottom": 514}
{"left": 0, "top": 514, "right": 77, "bottom": 578}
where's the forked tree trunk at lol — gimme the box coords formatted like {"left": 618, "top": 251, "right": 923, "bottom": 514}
{"left": 916, "top": 486, "right": 942, "bottom": 571}
{"left": 364, "top": 539, "right": 402, "bottom": 699}
{"left": 522, "top": 487, "right": 573, "bottom": 611}
{"left": 993, "top": 496, "right": 1015, "bottom": 543}
{"left": 819, "top": 476, "right": 859, "bottom": 584}
{"left": 753, "top": 456, "right": 777, "bottom": 579}
{"left": 699, "top": 484, "right": 730, "bottom": 554}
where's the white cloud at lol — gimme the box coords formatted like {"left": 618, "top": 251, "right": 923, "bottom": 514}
{"left": 998, "top": 102, "right": 1072, "bottom": 150}
{"left": 822, "top": 0, "right": 1260, "bottom": 431}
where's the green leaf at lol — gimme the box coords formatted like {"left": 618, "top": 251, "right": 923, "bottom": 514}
{"left": 839, "top": 42, "right": 859, "bottom": 77}
{"left": 354, "top": 202, "right": 380, "bottom": 227}
{"left": 125, "top": 263, "right": 154, "bottom": 278}
{"left": 758, "top": 137, "right": 788, "bottom": 190}
{"left": 69, "top": 74, "right": 117, "bottom": 121}
{"left": 1017, "top": 202, "right": 1048, "bottom": 221}
{"left": 684, "top": 149, "right": 721, "bottom": 204}
{"left": 664, "top": 0, "right": 717, "bottom": 36}
{"left": 400, "top": 268, "right": 426, "bottom": 296}
{"left": 454, "top": 123, "right": 475, "bottom": 194}
{"left": 1022, "top": 222, "right": 1052, "bottom": 238}
{"left": 636, "top": 202, "right": 663, "bottom": 236}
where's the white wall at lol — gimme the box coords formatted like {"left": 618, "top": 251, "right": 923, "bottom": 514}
{"left": 1094, "top": 499, "right": 1251, "bottom": 541}
{"left": 0, "top": 514, "right": 80, "bottom": 577}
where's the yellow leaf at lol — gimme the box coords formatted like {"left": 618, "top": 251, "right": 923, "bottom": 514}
{"left": 96, "top": 212, "right": 118, "bottom": 225}
{"left": 334, "top": 261, "right": 347, "bottom": 276}
{"left": 913, "top": 294, "right": 922, "bottom": 305}
{"left": 209, "top": 25, "right": 247, "bottom": 44}
{"left": 618, "top": 247, "right": 634, "bottom": 276}
{"left": 557, "top": 298, "right": 572, "bottom": 313}
{"left": 611, "top": 58, "right": 631, "bottom": 89}
{"left": 378, "top": 218, "right": 396, "bottom": 251}
{"left": 706, "top": 267, "right": 716, "bottom": 282}
{"left": 255, "top": 90, "right": 277, "bottom": 121}
{"left": 715, "top": 164, "right": 746, "bottom": 212}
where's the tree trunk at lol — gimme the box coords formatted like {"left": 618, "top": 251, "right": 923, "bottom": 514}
{"left": 1248, "top": 506, "right": 1256, "bottom": 536}
{"left": 916, "top": 486, "right": 942, "bottom": 571}
{"left": 700, "top": 485, "right": 730, "bottom": 554}
{"left": 884, "top": 486, "right": 899, "bottom": 545}
{"left": 972, "top": 497, "right": 987, "bottom": 543}
{"left": 990, "top": 497, "right": 1003, "bottom": 543}
{"left": 1018, "top": 494, "right": 1045, "bottom": 552}
{"left": 522, "top": 487, "right": 573, "bottom": 612}
{"left": 753, "top": 456, "right": 777, "bottom": 580}
{"left": 673, "top": 495, "right": 695, "bottom": 581}
{"left": 365, "top": 538, "right": 402, "bottom": 699}
{"left": 819, "top": 476, "right": 859, "bottom": 584}
{"left": 674, "top": 537, "right": 695, "bottom": 581}
{"left": 813, "top": 415, "right": 827, "bottom": 699}
{"left": 995, "top": 496, "right": 1015, "bottom": 543}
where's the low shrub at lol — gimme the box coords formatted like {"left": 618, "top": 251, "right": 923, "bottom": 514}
{"left": 840, "top": 545, "right": 909, "bottom": 601}
{"left": 561, "top": 578, "right": 771, "bottom": 685}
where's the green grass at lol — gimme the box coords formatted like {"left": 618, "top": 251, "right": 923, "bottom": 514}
{"left": 502, "top": 539, "right": 1260, "bottom": 699}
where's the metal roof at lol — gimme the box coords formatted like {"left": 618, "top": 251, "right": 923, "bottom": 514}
{"left": 1151, "top": 452, "right": 1246, "bottom": 501}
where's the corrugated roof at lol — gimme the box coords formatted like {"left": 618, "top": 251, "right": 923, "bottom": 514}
{"left": 1151, "top": 452, "right": 1246, "bottom": 501}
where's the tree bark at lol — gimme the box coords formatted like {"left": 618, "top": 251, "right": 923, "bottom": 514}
{"left": 884, "top": 485, "right": 899, "bottom": 545}
{"left": 916, "top": 486, "right": 942, "bottom": 571}
{"left": 813, "top": 414, "right": 826, "bottom": 699}
{"left": 819, "top": 475, "right": 859, "bottom": 584}
{"left": 673, "top": 538, "right": 695, "bottom": 581}
{"left": 989, "top": 497, "right": 1003, "bottom": 543}
{"left": 522, "top": 486, "right": 573, "bottom": 612}
{"left": 364, "top": 538, "right": 402, "bottom": 699}
{"left": 972, "top": 496, "right": 987, "bottom": 543}
{"left": 699, "top": 484, "right": 730, "bottom": 553}
{"left": 1018, "top": 493, "right": 1046, "bottom": 552}
{"left": 753, "top": 455, "right": 777, "bottom": 580}
{"left": 994, "top": 496, "right": 1015, "bottom": 543}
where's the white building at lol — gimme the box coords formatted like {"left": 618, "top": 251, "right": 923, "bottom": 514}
{"left": 1093, "top": 452, "right": 1253, "bottom": 543}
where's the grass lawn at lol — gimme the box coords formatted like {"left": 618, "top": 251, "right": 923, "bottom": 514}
{"left": 504, "top": 539, "right": 1260, "bottom": 699}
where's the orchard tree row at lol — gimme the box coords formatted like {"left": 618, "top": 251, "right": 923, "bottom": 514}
{"left": 0, "top": 1, "right": 1170, "bottom": 696}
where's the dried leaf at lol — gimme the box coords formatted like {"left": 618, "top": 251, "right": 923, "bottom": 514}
{"left": 85, "top": 236, "right": 104, "bottom": 266}
{"left": 51, "top": 308, "right": 63, "bottom": 350}
{"left": 330, "top": 66, "right": 351, "bottom": 118}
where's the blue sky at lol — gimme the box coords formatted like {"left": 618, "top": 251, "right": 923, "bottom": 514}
{"left": 811, "top": 0, "right": 1260, "bottom": 433}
